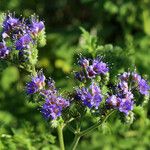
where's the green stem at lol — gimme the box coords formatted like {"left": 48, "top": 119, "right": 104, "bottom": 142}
{"left": 70, "top": 134, "right": 81, "bottom": 150}
{"left": 70, "top": 110, "right": 115, "bottom": 150}
{"left": 67, "top": 124, "right": 76, "bottom": 133}
{"left": 79, "top": 110, "right": 115, "bottom": 137}
{"left": 57, "top": 125, "right": 65, "bottom": 150}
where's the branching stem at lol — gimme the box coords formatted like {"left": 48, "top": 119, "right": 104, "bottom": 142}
{"left": 70, "top": 110, "right": 115, "bottom": 150}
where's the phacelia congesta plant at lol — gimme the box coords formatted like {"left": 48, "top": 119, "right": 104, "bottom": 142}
{"left": 1, "top": 13, "right": 150, "bottom": 150}
{"left": 0, "top": 13, "right": 46, "bottom": 71}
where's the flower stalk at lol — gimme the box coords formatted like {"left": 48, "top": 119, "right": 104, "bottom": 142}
{"left": 70, "top": 110, "right": 115, "bottom": 150}
{"left": 70, "top": 134, "right": 81, "bottom": 150}
{"left": 57, "top": 124, "right": 65, "bottom": 150}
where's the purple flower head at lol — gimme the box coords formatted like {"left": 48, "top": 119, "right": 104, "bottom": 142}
{"left": 2, "top": 15, "right": 20, "bottom": 34}
{"left": 26, "top": 71, "right": 46, "bottom": 94}
{"left": 57, "top": 96, "right": 70, "bottom": 108}
{"left": 76, "top": 82, "right": 102, "bottom": 109}
{"left": 120, "top": 72, "right": 130, "bottom": 81}
{"left": 41, "top": 99, "right": 62, "bottom": 120}
{"left": 26, "top": 81, "right": 39, "bottom": 94}
{"left": 78, "top": 57, "right": 89, "bottom": 68}
{"left": 41, "top": 94, "right": 69, "bottom": 120}
{"left": 2, "top": 14, "right": 27, "bottom": 39}
{"left": 40, "top": 88, "right": 57, "bottom": 99}
{"left": 106, "top": 94, "right": 134, "bottom": 115}
{"left": 118, "top": 99, "right": 134, "bottom": 115}
{"left": 75, "top": 71, "right": 85, "bottom": 82}
{"left": 118, "top": 81, "right": 129, "bottom": 94}
{"left": 76, "top": 57, "right": 109, "bottom": 80}
{"left": 131, "top": 72, "right": 149, "bottom": 95}
{"left": 0, "top": 42, "right": 10, "bottom": 58}
{"left": 106, "top": 95, "right": 120, "bottom": 108}
{"left": 86, "top": 66, "right": 96, "bottom": 79}
{"left": 15, "top": 34, "right": 32, "bottom": 50}
{"left": 124, "top": 91, "right": 134, "bottom": 100}
{"left": 29, "top": 19, "right": 45, "bottom": 36}
{"left": 138, "top": 79, "right": 150, "bottom": 95}
{"left": 92, "top": 59, "right": 109, "bottom": 75}
{"left": 132, "top": 73, "right": 141, "bottom": 83}
{"left": 90, "top": 82, "right": 103, "bottom": 108}
{"left": 40, "top": 89, "right": 52, "bottom": 98}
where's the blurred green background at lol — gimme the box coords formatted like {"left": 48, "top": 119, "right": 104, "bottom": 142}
{"left": 0, "top": 0, "right": 150, "bottom": 149}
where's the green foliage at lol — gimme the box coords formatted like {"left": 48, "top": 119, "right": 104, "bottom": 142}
{"left": 1, "top": 66, "right": 19, "bottom": 91}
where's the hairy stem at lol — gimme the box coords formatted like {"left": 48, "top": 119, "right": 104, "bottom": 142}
{"left": 57, "top": 124, "right": 65, "bottom": 150}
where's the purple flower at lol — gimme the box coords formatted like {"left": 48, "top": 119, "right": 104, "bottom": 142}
{"left": 15, "top": 34, "right": 32, "bottom": 50}
{"left": 41, "top": 95, "right": 69, "bottom": 120}
{"left": 106, "top": 95, "right": 119, "bottom": 108}
{"left": 106, "top": 95, "right": 134, "bottom": 115}
{"left": 75, "top": 71, "right": 85, "bottom": 82}
{"left": 75, "top": 57, "right": 109, "bottom": 81}
{"left": 78, "top": 57, "right": 89, "bottom": 68}
{"left": 29, "top": 19, "right": 44, "bottom": 36}
{"left": 41, "top": 100, "right": 62, "bottom": 120}
{"left": 131, "top": 72, "right": 149, "bottom": 95}
{"left": 120, "top": 72, "right": 130, "bottom": 81}
{"left": 26, "top": 71, "right": 45, "bottom": 94}
{"left": 107, "top": 72, "right": 135, "bottom": 115}
{"left": 132, "top": 73, "right": 141, "bottom": 82}
{"left": 118, "top": 81, "right": 129, "bottom": 93}
{"left": 86, "top": 59, "right": 109, "bottom": 78}
{"left": 26, "top": 81, "right": 39, "bottom": 94}
{"left": 138, "top": 79, "right": 150, "bottom": 95}
{"left": 2, "top": 14, "right": 26, "bottom": 39}
{"left": 2, "top": 15, "right": 20, "bottom": 34}
{"left": 92, "top": 59, "right": 109, "bottom": 75}
{"left": 124, "top": 91, "right": 134, "bottom": 100}
{"left": 76, "top": 82, "right": 102, "bottom": 109}
{"left": 86, "top": 66, "right": 96, "bottom": 78}
{"left": 38, "top": 78, "right": 70, "bottom": 120}
{"left": 57, "top": 96, "right": 70, "bottom": 108}
{"left": 0, "top": 42, "right": 10, "bottom": 58}
{"left": 118, "top": 99, "right": 134, "bottom": 115}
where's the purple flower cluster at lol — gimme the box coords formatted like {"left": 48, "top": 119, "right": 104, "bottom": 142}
{"left": 106, "top": 92, "right": 134, "bottom": 115}
{"left": 106, "top": 71, "right": 150, "bottom": 115}
{"left": 120, "top": 72, "right": 150, "bottom": 96}
{"left": 75, "top": 57, "right": 109, "bottom": 81}
{"left": 41, "top": 93, "right": 69, "bottom": 120}
{"left": 0, "top": 13, "right": 45, "bottom": 59}
{"left": 26, "top": 71, "right": 70, "bottom": 120}
{"left": 76, "top": 82, "right": 102, "bottom": 109}
{"left": 29, "top": 19, "right": 45, "bottom": 36}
